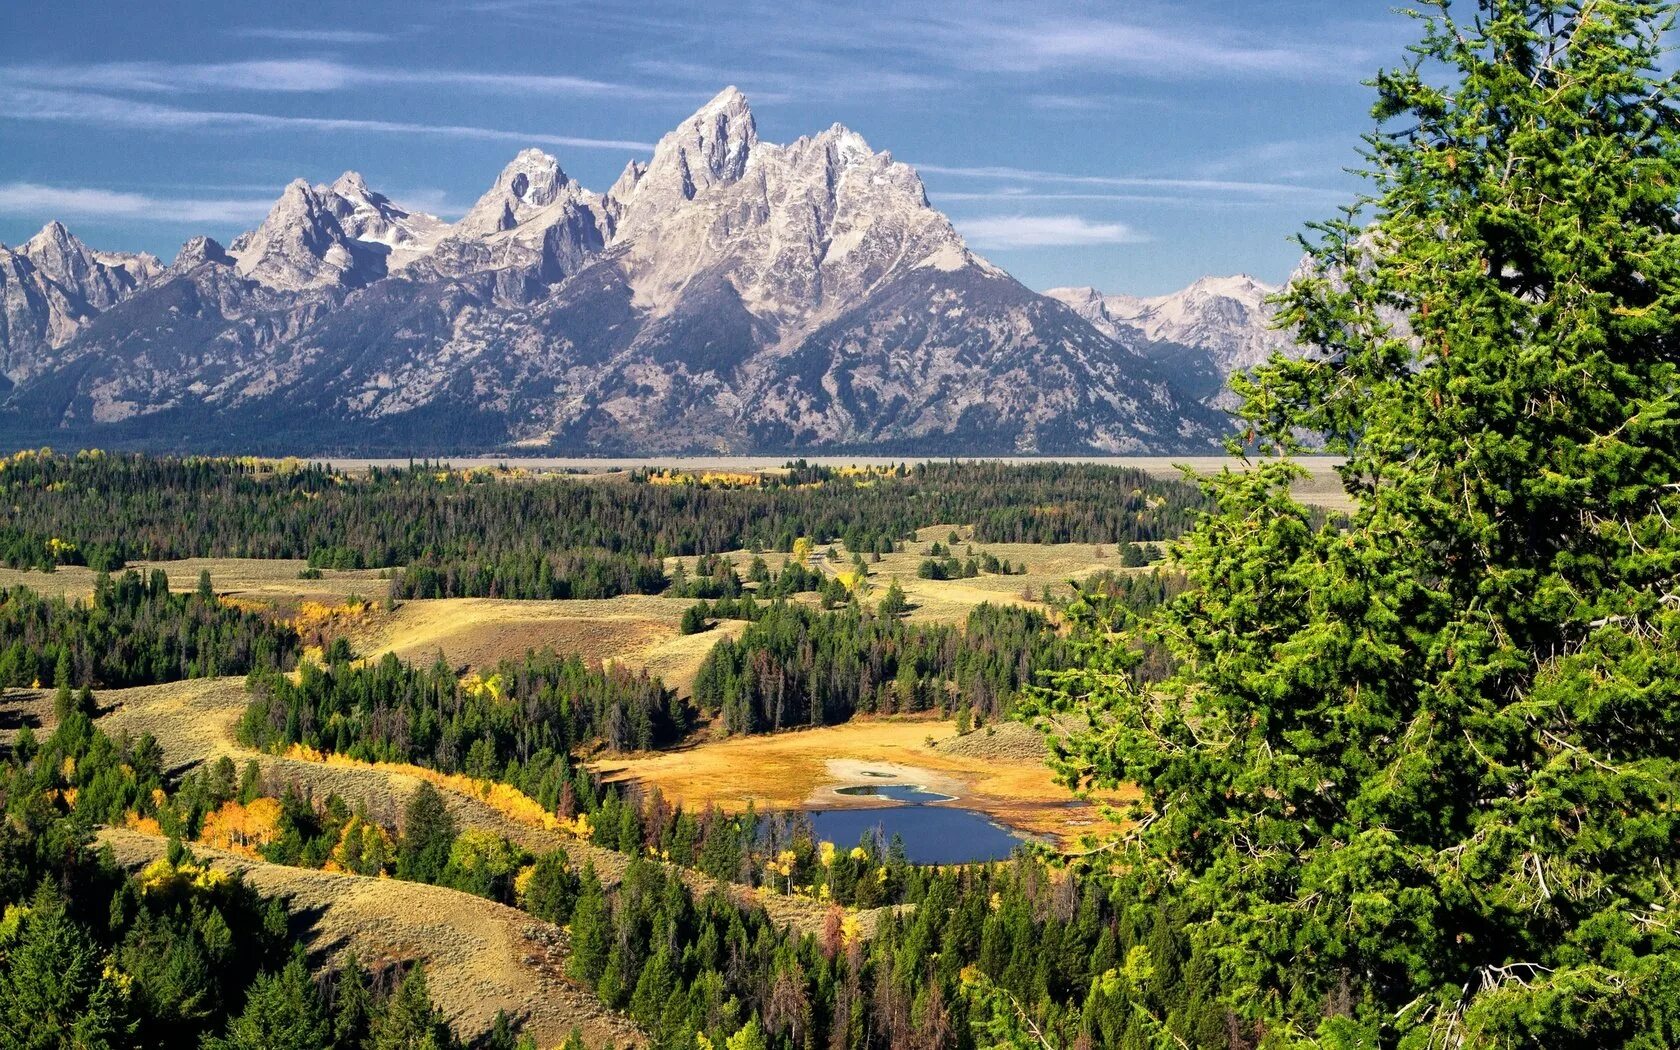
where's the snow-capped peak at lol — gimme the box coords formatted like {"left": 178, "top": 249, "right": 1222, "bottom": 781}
{"left": 231, "top": 178, "right": 376, "bottom": 290}
{"left": 696, "top": 84, "right": 752, "bottom": 122}
{"left": 453, "top": 148, "right": 574, "bottom": 239}
{"left": 316, "top": 170, "right": 449, "bottom": 268}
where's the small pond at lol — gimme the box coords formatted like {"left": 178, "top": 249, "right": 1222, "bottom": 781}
{"left": 803, "top": 782, "right": 1026, "bottom": 864}
{"left": 833, "top": 784, "right": 954, "bottom": 803}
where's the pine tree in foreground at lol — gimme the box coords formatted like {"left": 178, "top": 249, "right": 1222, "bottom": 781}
{"left": 1046, "top": 2, "right": 1680, "bottom": 1047}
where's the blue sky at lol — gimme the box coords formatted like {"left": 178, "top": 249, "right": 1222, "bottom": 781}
{"left": 0, "top": 1, "right": 1406, "bottom": 295}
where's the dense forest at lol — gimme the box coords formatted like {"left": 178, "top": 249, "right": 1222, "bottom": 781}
{"left": 0, "top": 453, "right": 1206, "bottom": 581}
{"left": 1035, "top": 3, "right": 1680, "bottom": 1046}
{"left": 0, "top": 569, "right": 300, "bottom": 690}
{"left": 692, "top": 601, "right": 1071, "bottom": 732}
{"left": 239, "top": 648, "right": 688, "bottom": 762}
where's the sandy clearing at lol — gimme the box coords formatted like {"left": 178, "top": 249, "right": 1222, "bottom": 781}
{"left": 99, "top": 827, "right": 644, "bottom": 1048}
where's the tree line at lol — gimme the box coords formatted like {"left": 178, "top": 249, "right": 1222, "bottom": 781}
{"left": 692, "top": 600, "right": 1073, "bottom": 732}
{"left": 0, "top": 569, "right": 300, "bottom": 690}
{"left": 238, "top": 648, "right": 689, "bottom": 763}
{"left": 0, "top": 453, "right": 1207, "bottom": 585}
{"left": 215, "top": 708, "right": 1243, "bottom": 1049}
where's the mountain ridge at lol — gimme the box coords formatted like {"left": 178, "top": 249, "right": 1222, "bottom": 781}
{"left": 0, "top": 87, "right": 1279, "bottom": 455}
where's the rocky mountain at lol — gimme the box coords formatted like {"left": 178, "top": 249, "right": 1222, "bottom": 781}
{"left": 1045, "top": 276, "right": 1294, "bottom": 406}
{"left": 0, "top": 87, "right": 1235, "bottom": 455}
{"left": 0, "top": 222, "right": 159, "bottom": 383}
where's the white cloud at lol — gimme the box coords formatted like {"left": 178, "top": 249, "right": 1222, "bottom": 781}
{"left": 956, "top": 215, "right": 1147, "bottom": 249}
{"left": 697, "top": 0, "right": 1385, "bottom": 84}
{"left": 233, "top": 28, "right": 394, "bottom": 44}
{"left": 0, "top": 88, "right": 654, "bottom": 152}
{"left": 2, "top": 59, "right": 683, "bottom": 101}
{"left": 965, "top": 17, "right": 1363, "bottom": 78}
{"left": 916, "top": 162, "right": 1346, "bottom": 201}
{"left": 0, "top": 182, "right": 273, "bottom": 225}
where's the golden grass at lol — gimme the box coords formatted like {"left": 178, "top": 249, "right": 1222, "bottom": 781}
{"left": 99, "top": 827, "right": 646, "bottom": 1048}
{"left": 0, "top": 557, "right": 389, "bottom": 605}
{"left": 594, "top": 716, "right": 1124, "bottom": 848}
{"left": 280, "top": 744, "right": 593, "bottom": 839}
{"left": 351, "top": 593, "right": 710, "bottom": 675}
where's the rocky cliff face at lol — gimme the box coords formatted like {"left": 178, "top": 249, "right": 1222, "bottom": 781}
{"left": 0, "top": 222, "right": 160, "bottom": 383}
{"left": 1, "top": 87, "right": 1234, "bottom": 454}
{"left": 1046, "top": 275, "right": 1295, "bottom": 406}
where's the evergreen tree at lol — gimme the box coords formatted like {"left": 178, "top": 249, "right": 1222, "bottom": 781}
{"left": 396, "top": 782, "right": 457, "bottom": 885}
{"left": 567, "top": 864, "right": 611, "bottom": 984}
{"left": 1049, "top": 2, "right": 1680, "bottom": 1046}
{"left": 371, "top": 966, "right": 454, "bottom": 1050}
{"left": 0, "top": 897, "right": 129, "bottom": 1050}
{"left": 521, "top": 849, "right": 578, "bottom": 925}
{"left": 204, "top": 953, "right": 332, "bottom": 1050}
{"left": 630, "top": 941, "right": 680, "bottom": 1029}
{"left": 332, "top": 954, "right": 375, "bottom": 1049}
{"left": 51, "top": 648, "right": 73, "bottom": 720}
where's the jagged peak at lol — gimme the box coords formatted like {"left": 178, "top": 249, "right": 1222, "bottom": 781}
{"left": 637, "top": 86, "right": 758, "bottom": 200}
{"left": 808, "top": 123, "right": 875, "bottom": 167}
{"left": 31, "top": 218, "right": 71, "bottom": 238}
{"left": 169, "top": 235, "right": 233, "bottom": 272}
{"left": 451, "top": 147, "right": 577, "bottom": 239}
{"left": 490, "top": 148, "right": 567, "bottom": 203}
{"left": 501, "top": 148, "right": 564, "bottom": 183}
{"left": 696, "top": 85, "right": 751, "bottom": 119}
{"left": 609, "top": 159, "right": 645, "bottom": 199}
{"left": 329, "top": 170, "right": 372, "bottom": 198}
{"left": 256, "top": 178, "right": 336, "bottom": 227}
{"left": 1182, "top": 273, "right": 1275, "bottom": 298}
{"left": 23, "top": 219, "right": 82, "bottom": 255}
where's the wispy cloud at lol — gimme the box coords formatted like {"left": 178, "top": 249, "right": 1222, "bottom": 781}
{"left": 231, "top": 27, "right": 394, "bottom": 44}
{"left": 0, "top": 182, "right": 273, "bottom": 225}
{"left": 917, "top": 162, "right": 1346, "bottom": 201}
{"left": 952, "top": 16, "right": 1368, "bottom": 79}
{"left": 2, "top": 59, "right": 682, "bottom": 102}
{"left": 674, "top": 0, "right": 1384, "bottom": 86}
{"left": 956, "top": 214, "right": 1147, "bottom": 249}
{"left": 1190, "top": 139, "right": 1346, "bottom": 182}
{"left": 1025, "top": 93, "right": 1116, "bottom": 113}
{"left": 932, "top": 190, "right": 1244, "bottom": 209}
{"left": 0, "top": 88, "right": 654, "bottom": 152}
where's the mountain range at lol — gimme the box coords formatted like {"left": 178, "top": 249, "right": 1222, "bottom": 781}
{"left": 0, "top": 88, "right": 1291, "bottom": 455}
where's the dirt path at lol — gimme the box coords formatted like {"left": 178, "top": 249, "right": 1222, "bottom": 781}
{"left": 99, "top": 828, "right": 644, "bottom": 1048}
